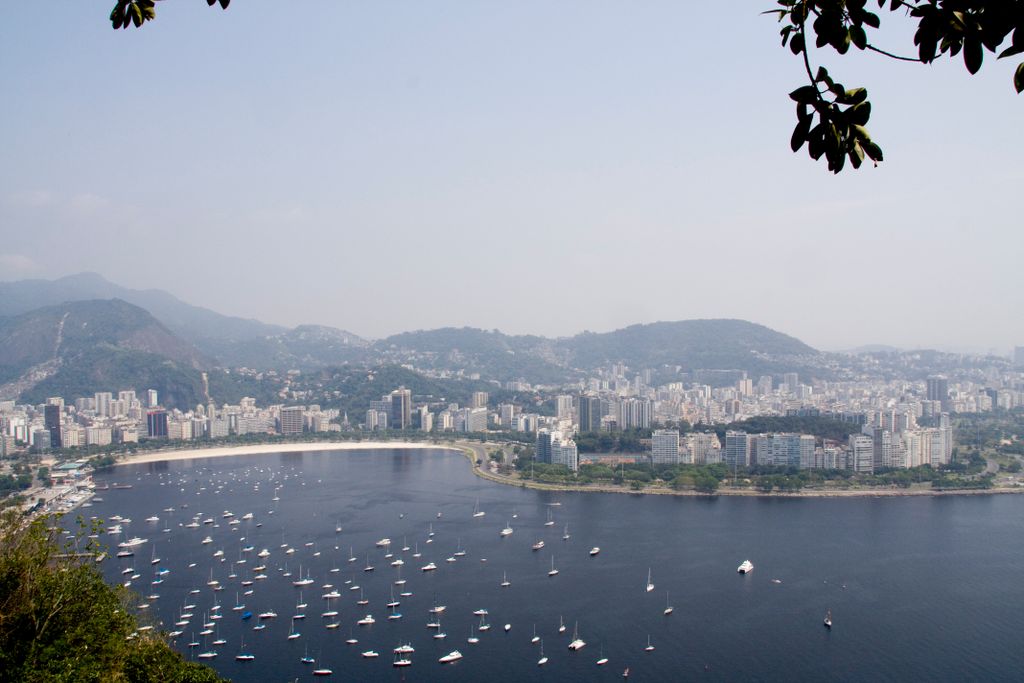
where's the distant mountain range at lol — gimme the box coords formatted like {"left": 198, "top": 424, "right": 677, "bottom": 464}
{"left": 0, "top": 273, "right": 827, "bottom": 403}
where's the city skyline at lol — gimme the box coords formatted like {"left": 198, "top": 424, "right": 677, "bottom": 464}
{"left": 1, "top": 2, "right": 1021, "bottom": 352}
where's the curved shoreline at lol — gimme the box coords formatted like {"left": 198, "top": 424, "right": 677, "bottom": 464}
{"left": 107, "top": 440, "right": 1022, "bottom": 499}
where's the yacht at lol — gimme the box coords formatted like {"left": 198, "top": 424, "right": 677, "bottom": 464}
{"left": 439, "top": 650, "right": 463, "bottom": 663}
{"left": 500, "top": 522, "right": 513, "bottom": 537}
{"left": 361, "top": 650, "right": 379, "bottom": 658}
{"left": 421, "top": 562, "right": 437, "bottom": 572}
{"left": 394, "top": 643, "right": 415, "bottom": 654}
{"left": 737, "top": 559, "right": 754, "bottom": 574}
{"left": 532, "top": 540, "right": 545, "bottom": 551}
{"left": 357, "top": 614, "right": 375, "bottom": 625}
{"left": 568, "top": 622, "right": 585, "bottom": 650}
{"left": 589, "top": 547, "right": 601, "bottom": 556}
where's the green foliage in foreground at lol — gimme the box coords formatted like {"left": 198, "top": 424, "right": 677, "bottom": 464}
{"left": 0, "top": 511, "right": 223, "bottom": 683}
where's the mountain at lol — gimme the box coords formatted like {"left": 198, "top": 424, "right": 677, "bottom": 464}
{"left": 377, "top": 320, "right": 819, "bottom": 383}
{"left": 561, "top": 319, "right": 817, "bottom": 373}
{"left": 0, "top": 299, "right": 210, "bottom": 408}
{"left": 377, "top": 327, "right": 570, "bottom": 384}
{"left": 0, "top": 272, "right": 286, "bottom": 344}
{"left": 0, "top": 274, "right": 371, "bottom": 369}
{"left": 203, "top": 324, "right": 372, "bottom": 369}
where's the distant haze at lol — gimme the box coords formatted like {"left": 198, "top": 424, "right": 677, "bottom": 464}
{"left": 1, "top": 3, "right": 1020, "bottom": 352}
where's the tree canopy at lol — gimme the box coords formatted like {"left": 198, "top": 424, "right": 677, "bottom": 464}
{"left": 770, "top": 1, "right": 1023, "bottom": 172}
{"left": 108, "top": 1, "right": 1020, "bottom": 173}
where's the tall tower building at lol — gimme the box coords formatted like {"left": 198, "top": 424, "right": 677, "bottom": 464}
{"left": 471, "top": 392, "right": 489, "bottom": 409}
{"left": 578, "top": 396, "right": 601, "bottom": 433}
{"left": 926, "top": 376, "right": 950, "bottom": 411}
{"left": 390, "top": 388, "right": 412, "bottom": 430}
{"left": 44, "top": 403, "right": 62, "bottom": 449}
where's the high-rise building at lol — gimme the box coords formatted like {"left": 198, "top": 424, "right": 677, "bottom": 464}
{"left": 147, "top": 389, "right": 159, "bottom": 408}
{"left": 147, "top": 409, "right": 168, "bottom": 438}
{"left": 551, "top": 437, "right": 579, "bottom": 472}
{"left": 578, "top": 396, "right": 601, "bottom": 433}
{"left": 556, "top": 395, "right": 574, "bottom": 420}
{"left": 390, "top": 388, "right": 412, "bottom": 430}
{"left": 94, "top": 392, "right": 113, "bottom": 417}
{"left": 651, "top": 429, "right": 680, "bottom": 465}
{"left": 279, "top": 406, "right": 304, "bottom": 435}
{"left": 723, "top": 431, "right": 752, "bottom": 468}
{"left": 536, "top": 430, "right": 555, "bottom": 464}
{"left": 44, "top": 403, "right": 62, "bottom": 449}
{"left": 619, "top": 398, "right": 652, "bottom": 430}
{"left": 783, "top": 373, "right": 799, "bottom": 392}
{"left": 471, "top": 392, "right": 489, "bottom": 409}
{"left": 926, "top": 376, "right": 950, "bottom": 411}
{"left": 498, "top": 403, "right": 515, "bottom": 429}
{"left": 848, "top": 434, "right": 874, "bottom": 473}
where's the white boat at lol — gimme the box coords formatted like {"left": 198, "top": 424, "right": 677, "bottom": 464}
{"left": 393, "top": 656, "right": 412, "bottom": 667}
{"left": 597, "top": 645, "right": 609, "bottom": 665}
{"left": 538, "top": 640, "right": 548, "bottom": 666}
{"left": 357, "top": 614, "right": 375, "bottom": 625}
{"left": 548, "top": 556, "right": 559, "bottom": 577}
{"left": 531, "top": 624, "right": 540, "bottom": 644}
{"left": 563, "top": 523, "right": 571, "bottom": 540}
{"left": 312, "top": 667, "right": 332, "bottom": 676}
{"left": 421, "top": 562, "right": 437, "bottom": 572}
{"left": 559, "top": 615, "right": 566, "bottom": 633}
{"left": 824, "top": 608, "right": 832, "bottom": 629}
{"left": 664, "top": 591, "right": 674, "bottom": 615}
{"left": 500, "top": 571, "right": 511, "bottom": 587}
{"left": 467, "top": 624, "right": 479, "bottom": 644}
{"left": 646, "top": 568, "right": 654, "bottom": 592}
{"left": 500, "top": 522, "right": 513, "bottom": 537}
{"left": 737, "top": 559, "right": 754, "bottom": 574}
{"left": 439, "top": 650, "right": 463, "bottom": 663}
{"left": 394, "top": 643, "right": 415, "bottom": 654}
{"left": 376, "top": 538, "right": 391, "bottom": 547}
{"left": 590, "top": 547, "right": 600, "bottom": 556}
{"left": 532, "top": 540, "right": 545, "bottom": 551}
{"left": 361, "top": 650, "right": 379, "bottom": 658}
{"left": 473, "top": 608, "right": 488, "bottom": 616}
{"left": 568, "top": 621, "right": 585, "bottom": 650}
{"left": 145, "top": 516, "right": 160, "bottom": 523}
{"left": 544, "top": 509, "right": 555, "bottom": 526}
{"left": 644, "top": 634, "right": 655, "bottom": 652}
{"left": 118, "top": 537, "right": 147, "bottom": 548}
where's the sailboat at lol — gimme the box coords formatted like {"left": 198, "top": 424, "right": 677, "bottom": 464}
{"left": 300, "top": 646, "right": 315, "bottom": 664}
{"left": 644, "top": 634, "right": 655, "bottom": 652}
{"left": 548, "top": 556, "right": 559, "bottom": 577}
{"left": 235, "top": 636, "right": 255, "bottom": 661}
{"left": 347, "top": 546, "right": 356, "bottom": 563}
{"left": 646, "top": 568, "right": 654, "bottom": 592}
{"left": 558, "top": 615, "right": 566, "bottom": 633}
{"left": 531, "top": 624, "right": 540, "bottom": 643}
{"left": 500, "top": 521, "right": 513, "bottom": 537}
{"left": 824, "top": 608, "right": 832, "bottom": 629}
{"left": 467, "top": 625, "right": 480, "bottom": 644}
{"left": 472, "top": 498, "right": 486, "bottom": 517}
{"left": 664, "top": 591, "right": 674, "bottom": 615}
{"left": 563, "top": 523, "right": 571, "bottom": 540}
{"left": 568, "top": 621, "right": 585, "bottom": 650}
{"left": 501, "top": 571, "right": 511, "bottom": 588}
{"left": 544, "top": 509, "right": 555, "bottom": 526}
{"left": 537, "top": 639, "right": 548, "bottom": 666}
{"left": 597, "top": 645, "right": 609, "bottom": 666}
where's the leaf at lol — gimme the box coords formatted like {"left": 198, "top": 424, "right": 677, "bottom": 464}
{"left": 844, "top": 88, "right": 868, "bottom": 105}
{"left": 1016, "top": 62, "right": 1024, "bottom": 94}
{"left": 848, "top": 101, "right": 871, "bottom": 126}
{"left": 864, "top": 141, "right": 884, "bottom": 163}
{"left": 1001, "top": 45, "right": 1024, "bottom": 60}
{"left": 964, "top": 37, "right": 983, "bottom": 74}
{"left": 862, "top": 11, "right": 881, "bottom": 29}
{"left": 788, "top": 85, "right": 819, "bottom": 104}
{"left": 790, "top": 32, "right": 805, "bottom": 55}
{"left": 791, "top": 116, "right": 813, "bottom": 152}
{"left": 850, "top": 25, "right": 867, "bottom": 50}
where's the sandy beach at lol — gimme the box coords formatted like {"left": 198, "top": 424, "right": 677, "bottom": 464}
{"left": 117, "top": 441, "right": 459, "bottom": 466}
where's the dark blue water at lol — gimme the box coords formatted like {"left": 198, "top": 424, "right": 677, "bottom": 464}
{"left": 79, "top": 448, "right": 1024, "bottom": 681}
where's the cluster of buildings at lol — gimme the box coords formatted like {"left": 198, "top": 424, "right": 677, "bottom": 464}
{"left": 0, "top": 390, "right": 341, "bottom": 455}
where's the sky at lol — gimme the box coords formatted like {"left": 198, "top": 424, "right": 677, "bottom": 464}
{"left": 1, "top": 2, "right": 1021, "bottom": 353}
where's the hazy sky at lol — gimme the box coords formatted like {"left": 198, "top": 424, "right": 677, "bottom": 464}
{"left": 1, "top": 2, "right": 1021, "bottom": 352}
